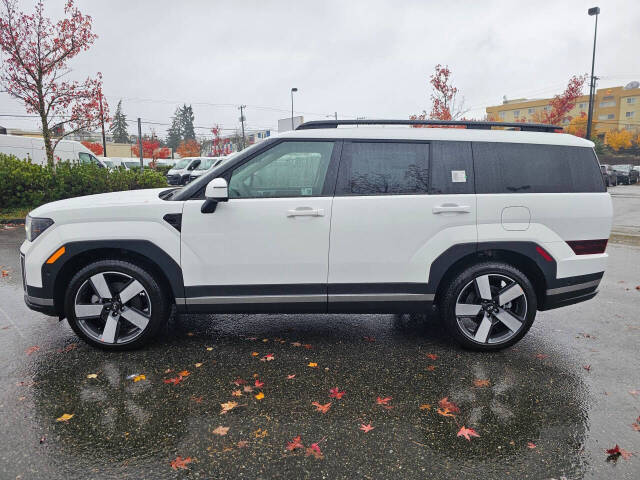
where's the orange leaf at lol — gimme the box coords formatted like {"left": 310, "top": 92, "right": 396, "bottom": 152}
{"left": 359, "top": 423, "right": 374, "bottom": 433}
{"left": 473, "top": 379, "right": 490, "bottom": 388}
{"left": 26, "top": 345, "right": 40, "bottom": 355}
{"left": 311, "top": 401, "right": 331, "bottom": 414}
{"left": 437, "top": 407, "right": 456, "bottom": 418}
{"left": 308, "top": 362, "right": 318, "bottom": 368}
{"left": 261, "top": 353, "right": 274, "bottom": 362}
{"left": 255, "top": 392, "right": 265, "bottom": 400}
{"left": 232, "top": 389, "right": 242, "bottom": 397}
{"left": 457, "top": 426, "right": 480, "bottom": 441}
{"left": 212, "top": 426, "right": 229, "bottom": 436}
{"left": 426, "top": 353, "right": 438, "bottom": 360}
{"left": 170, "top": 456, "right": 193, "bottom": 470}
{"left": 220, "top": 401, "right": 238, "bottom": 414}
{"left": 329, "top": 387, "right": 345, "bottom": 399}
{"left": 376, "top": 396, "right": 392, "bottom": 406}
{"left": 438, "top": 397, "right": 460, "bottom": 413}
{"left": 255, "top": 379, "right": 264, "bottom": 388}
{"left": 419, "top": 404, "right": 431, "bottom": 410}
{"left": 286, "top": 435, "right": 304, "bottom": 451}
{"left": 305, "top": 443, "right": 324, "bottom": 459}
{"left": 178, "top": 370, "right": 190, "bottom": 377}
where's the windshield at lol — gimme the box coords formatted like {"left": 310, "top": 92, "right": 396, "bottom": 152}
{"left": 124, "top": 161, "right": 141, "bottom": 168}
{"left": 196, "top": 158, "right": 217, "bottom": 170}
{"left": 103, "top": 160, "right": 114, "bottom": 167}
{"left": 174, "top": 159, "right": 191, "bottom": 169}
{"left": 614, "top": 165, "right": 631, "bottom": 172}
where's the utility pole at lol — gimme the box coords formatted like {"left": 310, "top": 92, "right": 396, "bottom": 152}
{"left": 586, "top": 6, "right": 600, "bottom": 140}
{"left": 334, "top": 112, "right": 338, "bottom": 120}
{"left": 137, "top": 117, "right": 143, "bottom": 168}
{"left": 238, "top": 105, "right": 246, "bottom": 151}
{"left": 98, "top": 89, "right": 107, "bottom": 158}
{"left": 291, "top": 87, "right": 298, "bottom": 130}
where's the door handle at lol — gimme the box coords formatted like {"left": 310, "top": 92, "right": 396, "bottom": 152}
{"left": 432, "top": 204, "right": 471, "bottom": 214}
{"left": 287, "top": 207, "right": 325, "bottom": 217}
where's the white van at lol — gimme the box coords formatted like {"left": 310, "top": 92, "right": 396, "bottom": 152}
{"left": 166, "top": 157, "right": 204, "bottom": 185}
{"left": 0, "top": 134, "right": 106, "bottom": 167}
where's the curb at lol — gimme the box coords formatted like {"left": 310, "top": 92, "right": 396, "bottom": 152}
{"left": 609, "top": 232, "right": 640, "bottom": 246}
{"left": 0, "top": 218, "right": 25, "bottom": 225}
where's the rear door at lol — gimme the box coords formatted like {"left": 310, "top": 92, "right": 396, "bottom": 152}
{"left": 327, "top": 140, "right": 477, "bottom": 312}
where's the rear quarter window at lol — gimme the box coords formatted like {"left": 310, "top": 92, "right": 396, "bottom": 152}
{"left": 473, "top": 143, "right": 605, "bottom": 194}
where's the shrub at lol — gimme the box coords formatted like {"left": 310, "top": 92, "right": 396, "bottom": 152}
{"left": 0, "top": 153, "right": 167, "bottom": 210}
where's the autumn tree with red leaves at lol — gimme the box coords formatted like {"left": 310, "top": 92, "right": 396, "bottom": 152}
{"left": 0, "top": 0, "right": 107, "bottom": 165}
{"left": 177, "top": 139, "right": 200, "bottom": 158}
{"left": 533, "top": 75, "right": 587, "bottom": 125}
{"left": 81, "top": 141, "right": 103, "bottom": 156}
{"left": 411, "top": 64, "right": 467, "bottom": 125}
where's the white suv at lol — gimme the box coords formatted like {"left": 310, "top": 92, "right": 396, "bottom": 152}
{"left": 20, "top": 120, "right": 612, "bottom": 351}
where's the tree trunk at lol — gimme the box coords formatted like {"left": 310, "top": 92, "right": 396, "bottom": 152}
{"left": 36, "top": 81, "right": 54, "bottom": 166}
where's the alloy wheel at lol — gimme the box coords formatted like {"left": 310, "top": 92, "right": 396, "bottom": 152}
{"left": 74, "top": 271, "right": 152, "bottom": 344}
{"left": 455, "top": 273, "right": 527, "bottom": 345}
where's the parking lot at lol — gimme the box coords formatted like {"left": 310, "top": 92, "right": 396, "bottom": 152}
{"left": 0, "top": 194, "right": 638, "bottom": 479}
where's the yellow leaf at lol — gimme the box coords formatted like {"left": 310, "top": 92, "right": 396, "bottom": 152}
{"left": 195, "top": 363, "right": 203, "bottom": 368}
{"left": 56, "top": 413, "right": 74, "bottom": 422}
{"left": 253, "top": 428, "right": 268, "bottom": 438}
{"left": 178, "top": 370, "right": 190, "bottom": 377}
{"left": 251, "top": 352, "right": 259, "bottom": 356}
{"left": 206, "top": 347, "right": 213, "bottom": 351}
{"left": 133, "top": 374, "right": 146, "bottom": 382}
{"left": 220, "top": 401, "right": 238, "bottom": 414}
{"left": 419, "top": 404, "right": 431, "bottom": 410}
{"left": 86, "top": 373, "right": 98, "bottom": 379}
{"left": 308, "top": 362, "right": 318, "bottom": 368}
{"left": 255, "top": 392, "right": 265, "bottom": 400}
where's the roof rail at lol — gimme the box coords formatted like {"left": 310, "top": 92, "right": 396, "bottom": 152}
{"left": 295, "top": 119, "right": 563, "bottom": 133}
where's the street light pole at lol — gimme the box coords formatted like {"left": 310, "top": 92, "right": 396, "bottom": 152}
{"left": 291, "top": 87, "right": 298, "bottom": 130}
{"left": 586, "top": 6, "right": 600, "bottom": 140}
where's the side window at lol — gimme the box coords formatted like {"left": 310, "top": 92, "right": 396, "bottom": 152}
{"left": 229, "top": 141, "right": 334, "bottom": 198}
{"left": 473, "top": 143, "right": 606, "bottom": 194}
{"left": 336, "top": 142, "right": 429, "bottom": 195}
{"left": 429, "top": 141, "right": 474, "bottom": 194}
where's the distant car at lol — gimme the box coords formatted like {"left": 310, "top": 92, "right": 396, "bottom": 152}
{"left": 166, "top": 157, "right": 203, "bottom": 185}
{"left": 0, "top": 133, "right": 106, "bottom": 167}
{"left": 600, "top": 164, "right": 617, "bottom": 187}
{"left": 188, "top": 157, "right": 225, "bottom": 183}
{"left": 612, "top": 164, "right": 639, "bottom": 184}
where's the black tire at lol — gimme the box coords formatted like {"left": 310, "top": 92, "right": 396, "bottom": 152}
{"left": 438, "top": 262, "right": 537, "bottom": 351}
{"left": 64, "top": 259, "right": 170, "bottom": 350}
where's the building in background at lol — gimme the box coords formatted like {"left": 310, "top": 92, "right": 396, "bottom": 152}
{"left": 278, "top": 116, "right": 304, "bottom": 132}
{"left": 486, "top": 82, "right": 640, "bottom": 136}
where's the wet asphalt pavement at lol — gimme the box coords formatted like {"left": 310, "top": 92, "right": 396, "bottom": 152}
{"left": 0, "top": 226, "right": 639, "bottom": 479}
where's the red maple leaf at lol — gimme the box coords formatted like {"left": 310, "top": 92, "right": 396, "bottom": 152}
{"left": 254, "top": 379, "right": 264, "bottom": 388}
{"left": 426, "top": 353, "right": 438, "bottom": 360}
{"left": 329, "top": 387, "right": 345, "bottom": 399}
{"left": 606, "top": 444, "right": 632, "bottom": 460}
{"left": 632, "top": 417, "right": 640, "bottom": 431}
{"left": 438, "top": 397, "right": 460, "bottom": 414}
{"left": 305, "top": 443, "right": 323, "bottom": 459}
{"left": 311, "top": 401, "right": 332, "bottom": 414}
{"left": 233, "top": 378, "right": 247, "bottom": 386}
{"left": 286, "top": 435, "right": 304, "bottom": 451}
{"left": 376, "top": 396, "right": 392, "bottom": 406}
{"left": 163, "top": 376, "right": 183, "bottom": 385}
{"left": 25, "top": 346, "right": 40, "bottom": 355}
{"left": 287, "top": 374, "right": 296, "bottom": 380}
{"left": 457, "top": 426, "right": 480, "bottom": 441}
{"left": 170, "top": 456, "right": 193, "bottom": 470}
{"left": 527, "top": 442, "right": 537, "bottom": 449}
{"left": 359, "top": 423, "right": 374, "bottom": 433}
{"left": 261, "top": 353, "right": 274, "bottom": 362}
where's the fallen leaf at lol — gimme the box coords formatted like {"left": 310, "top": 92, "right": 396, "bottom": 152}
{"left": 56, "top": 413, "right": 74, "bottom": 422}
{"left": 527, "top": 442, "right": 537, "bottom": 449}
{"left": 212, "top": 426, "right": 229, "bottom": 436}
{"left": 583, "top": 365, "right": 591, "bottom": 372}
{"left": 287, "top": 374, "right": 296, "bottom": 379}
{"left": 26, "top": 346, "right": 40, "bottom": 355}
{"left": 376, "top": 397, "right": 393, "bottom": 409}
{"left": 359, "top": 423, "right": 374, "bottom": 433}
{"left": 312, "top": 401, "right": 332, "bottom": 414}
{"left": 232, "top": 390, "right": 242, "bottom": 397}
{"left": 303, "top": 344, "right": 312, "bottom": 349}
{"left": 251, "top": 352, "right": 259, "bottom": 356}
{"left": 255, "top": 379, "right": 264, "bottom": 388}
{"left": 308, "top": 362, "right": 318, "bottom": 368}
{"left": 253, "top": 428, "right": 268, "bottom": 438}
{"left": 261, "top": 353, "right": 274, "bottom": 362}
{"left": 233, "top": 378, "right": 247, "bottom": 386}
{"left": 133, "top": 374, "right": 146, "bottom": 382}
{"left": 363, "top": 336, "right": 376, "bottom": 342}
{"left": 187, "top": 332, "right": 194, "bottom": 336}
{"left": 243, "top": 385, "right": 253, "bottom": 393}
{"left": 164, "top": 368, "right": 173, "bottom": 373}
{"left": 286, "top": 435, "right": 304, "bottom": 451}
{"left": 329, "top": 387, "right": 345, "bottom": 399}
{"left": 426, "top": 365, "right": 436, "bottom": 371}
{"left": 535, "top": 353, "right": 549, "bottom": 360}
{"left": 473, "top": 379, "right": 490, "bottom": 388}
{"left": 246, "top": 337, "right": 257, "bottom": 341}
{"left": 195, "top": 362, "right": 203, "bottom": 368}
{"left": 237, "top": 440, "right": 249, "bottom": 448}
{"left": 606, "top": 444, "right": 632, "bottom": 461}
{"left": 457, "top": 426, "right": 480, "bottom": 441}
{"left": 419, "top": 404, "right": 432, "bottom": 410}
{"left": 191, "top": 396, "right": 203, "bottom": 403}
{"left": 438, "top": 397, "right": 460, "bottom": 414}
{"left": 255, "top": 392, "right": 265, "bottom": 400}
{"left": 262, "top": 338, "right": 269, "bottom": 342}
{"left": 39, "top": 436, "right": 45, "bottom": 444}
{"left": 163, "top": 376, "right": 183, "bottom": 385}
{"left": 437, "top": 407, "right": 456, "bottom": 418}
{"left": 206, "top": 347, "right": 213, "bottom": 351}
{"left": 170, "top": 456, "right": 193, "bottom": 470}
{"left": 178, "top": 370, "right": 190, "bottom": 377}
{"left": 632, "top": 417, "right": 640, "bottom": 431}
{"left": 426, "top": 353, "right": 438, "bottom": 360}
{"left": 220, "top": 401, "right": 238, "bottom": 414}
{"left": 86, "top": 373, "right": 98, "bottom": 379}
{"left": 305, "top": 443, "right": 324, "bottom": 459}
{"left": 57, "top": 343, "right": 78, "bottom": 353}
{"left": 629, "top": 389, "right": 640, "bottom": 397}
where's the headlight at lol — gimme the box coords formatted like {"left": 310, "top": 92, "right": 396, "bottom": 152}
{"left": 25, "top": 216, "right": 54, "bottom": 242}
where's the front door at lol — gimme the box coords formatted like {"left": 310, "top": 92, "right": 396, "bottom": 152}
{"left": 328, "top": 140, "right": 477, "bottom": 312}
{"left": 180, "top": 140, "right": 338, "bottom": 312}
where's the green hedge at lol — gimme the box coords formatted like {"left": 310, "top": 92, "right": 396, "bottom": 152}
{"left": 0, "top": 153, "right": 168, "bottom": 210}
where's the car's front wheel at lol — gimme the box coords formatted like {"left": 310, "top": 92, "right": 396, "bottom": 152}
{"left": 64, "top": 259, "right": 170, "bottom": 350}
{"left": 439, "top": 262, "right": 537, "bottom": 351}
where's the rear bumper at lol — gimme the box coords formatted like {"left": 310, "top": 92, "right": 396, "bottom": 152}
{"left": 539, "top": 272, "right": 603, "bottom": 310}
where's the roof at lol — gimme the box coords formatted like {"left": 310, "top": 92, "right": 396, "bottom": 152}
{"left": 279, "top": 127, "right": 594, "bottom": 147}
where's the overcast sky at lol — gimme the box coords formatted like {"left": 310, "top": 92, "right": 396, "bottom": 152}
{"left": 1, "top": 0, "right": 639, "bottom": 138}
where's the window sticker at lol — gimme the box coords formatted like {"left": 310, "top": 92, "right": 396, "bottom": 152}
{"left": 301, "top": 187, "right": 313, "bottom": 196}
{"left": 451, "top": 170, "right": 467, "bottom": 183}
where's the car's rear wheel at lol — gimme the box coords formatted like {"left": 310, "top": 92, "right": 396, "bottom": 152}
{"left": 64, "top": 260, "right": 170, "bottom": 350}
{"left": 439, "top": 262, "right": 537, "bottom": 351}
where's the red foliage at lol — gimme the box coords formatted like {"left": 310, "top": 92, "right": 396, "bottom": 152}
{"left": 177, "top": 139, "right": 200, "bottom": 157}
{"left": 81, "top": 141, "right": 103, "bottom": 156}
{"left": 131, "top": 139, "right": 160, "bottom": 158}
{"left": 429, "top": 64, "right": 457, "bottom": 120}
{"left": 0, "top": 0, "right": 107, "bottom": 164}
{"left": 537, "top": 75, "right": 587, "bottom": 125}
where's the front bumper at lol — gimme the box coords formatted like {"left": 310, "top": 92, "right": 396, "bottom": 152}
{"left": 21, "top": 253, "right": 57, "bottom": 316}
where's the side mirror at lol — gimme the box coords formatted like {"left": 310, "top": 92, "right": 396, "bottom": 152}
{"left": 201, "top": 177, "right": 228, "bottom": 213}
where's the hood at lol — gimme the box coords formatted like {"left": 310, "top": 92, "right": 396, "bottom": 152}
{"left": 30, "top": 188, "right": 169, "bottom": 219}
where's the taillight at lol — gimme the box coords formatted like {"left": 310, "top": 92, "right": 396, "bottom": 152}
{"left": 535, "top": 246, "right": 553, "bottom": 262}
{"left": 566, "top": 239, "right": 608, "bottom": 255}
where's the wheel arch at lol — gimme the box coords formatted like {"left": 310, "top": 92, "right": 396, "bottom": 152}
{"left": 47, "top": 240, "right": 184, "bottom": 316}
{"left": 430, "top": 242, "right": 553, "bottom": 308}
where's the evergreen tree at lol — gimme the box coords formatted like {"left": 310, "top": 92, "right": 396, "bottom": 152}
{"left": 166, "top": 107, "right": 182, "bottom": 152}
{"left": 109, "top": 100, "right": 129, "bottom": 143}
{"left": 180, "top": 104, "right": 195, "bottom": 140}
